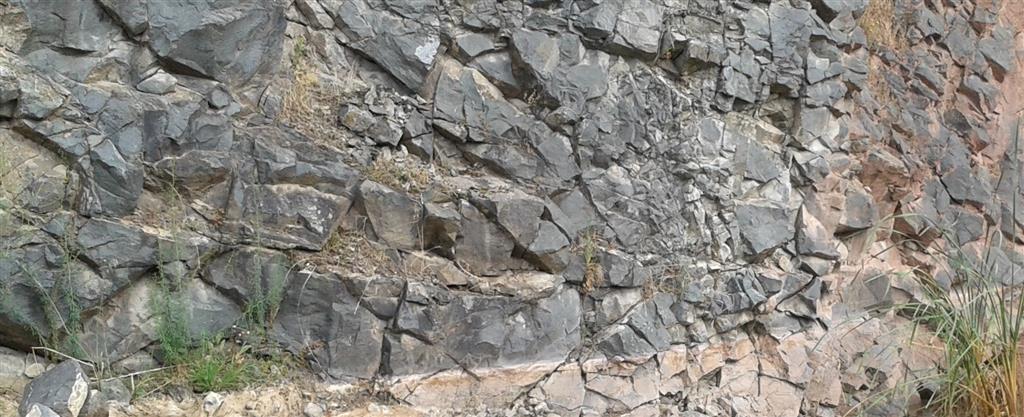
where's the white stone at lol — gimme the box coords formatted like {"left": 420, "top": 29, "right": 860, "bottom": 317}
{"left": 136, "top": 71, "right": 177, "bottom": 95}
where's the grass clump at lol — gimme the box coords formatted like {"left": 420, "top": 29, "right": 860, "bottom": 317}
{"left": 135, "top": 337, "right": 297, "bottom": 397}
{"left": 901, "top": 124, "right": 1024, "bottom": 417}
{"left": 859, "top": 0, "right": 909, "bottom": 51}
{"left": 576, "top": 229, "right": 604, "bottom": 294}
{"left": 906, "top": 236, "right": 1024, "bottom": 417}
{"left": 186, "top": 339, "right": 255, "bottom": 393}
{"left": 363, "top": 152, "right": 434, "bottom": 193}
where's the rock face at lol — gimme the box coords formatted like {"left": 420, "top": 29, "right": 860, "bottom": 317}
{"left": 1, "top": 0, "right": 1022, "bottom": 416}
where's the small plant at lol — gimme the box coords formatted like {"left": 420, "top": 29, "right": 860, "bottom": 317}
{"left": 153, "top": 181, "right": 193, "bottom": 364}
{"left": 577, "top": 229, "right": 604, "bottom": 294}
{"left": 154, "top": 281, "right": 191, "bottom": 364}
{"left": 242, "top": 253, "right": 290, "bottom": 335}
{"left": 290, "top": 35, "right": 309, "bottom": 68}
{"left": 54, "top": 222, "right": 83, "bottom": 357}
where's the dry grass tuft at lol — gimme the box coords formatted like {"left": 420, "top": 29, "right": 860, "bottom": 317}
{"left": 859, "top": 0, "right": 909, "bottom": 51}
{"left": 363, "top": 153, "right": 436, "bottom": 194}
{"left": 576, "top": 229, "right": 605, "bottom": 294}
{"left": 279, "top": 36, "right": 348, "bottom": 147}
{"left": 301, "top": 228, "right": 399, "bottom": 276}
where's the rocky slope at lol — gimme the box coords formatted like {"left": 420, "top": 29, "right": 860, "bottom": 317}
{"left": 0, "top": 0, "right": 1022, "bottom": 416}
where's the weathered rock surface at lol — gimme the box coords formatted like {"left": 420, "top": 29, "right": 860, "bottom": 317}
{"left": 1, "top": 0, "right": 1022, "bottom": 416}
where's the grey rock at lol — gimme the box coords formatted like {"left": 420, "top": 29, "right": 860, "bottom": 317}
{"left": 207, "top": 87, "right": 232, "bottom": 109}
{"left": 136, "top": 71, "right": 177, "bottom": 95}
{"left": 510, "top": 29, "right": 610, "bottom": 111}
{"left": 599, "top": 249, "right": 646, "bottom": 288}
{"left": 145, "top": 0, "right": 286, "bottom": 86}
{"left": 455, "top": 200, "right": 517, "bottom": 276}
{"left": 303, "top": 402, "right": 325, "bottom": 417}
{"left": 575, "top": 0, "right": 663, "bottom": 59}
{"left": 838, "top": 185, "right": 877, "bottom": 232}
{"left": 332, "top": 0, "right": 439, "bottom": 91}
{"left": 943, "top": 16, "right": 979, "bottom": 67}
{"left": 74, "top": 219, "right": 152, "bottom": 281}
{"left": 23, "top": 404, "right": 61, "bottom": 417}
{"left": 915, "top": 8, "right": 944, "bottom": 39}
{"left": 19, "top": 361, "right": 89, "bottom": 417}
{"left": 624, "top": 301, "right": 672, "bottom": 352}
{"left": 469, "top": 52, "right": 523, "bottom": 97}
{"left": 809, "top": 0, "right": 867, "bottom": 21}
{"left": 79, "top": 379, "right": 129, "bottom": 417}
{"left": 741, "top": 140, "right": 782, "bottom": 183}
{"left": 392, "top": 285, "right": 580, "bottom": 370}
{"left": 0, "top": 347, "right": 29, "bottom": 394}
{"left": 736, "top": 201, "right": 794, "bottom": 258}
{"left": 338, "top": 105, "right": 375, "bottom": 133}
{"left": 96, "top": 0, "right": 149, "bottom": 35}
{"left": 201, "top": 247, "right": 292, "bottom": 307}
{"left": 202, "top": 392, "right": 223, "bottom": 414}
{"left": 670, "top": 18, "right": 729, "bottom": 72}
{"left": 769, "top": 2, "right": 813, "bottom": 95}
{"left": 796, "top": 207, "right": 839, "bottom": 260}
{"left": 0, "top": 52, "right": 66, "bottom": 120}
{"left": 384, "top": 333, "right": 456, "bottom": 376}
{"left": 360, "top": 181, "right": 422, "bottom": 250}
{"left": 246, "top": 125, "right": 359, "bottom": 194}
{"left": 421, "top": 202, "right": 460, "bottom": 255}
{"left": 20, "top": 0, "right": 119, "bottom": 52}
{"left": 474, "top": 192, "right": 545, "bottom": 247}
{"left": 453, "top": 33, "right": 496, "bottom": 62}
{"left": 960, "top": 75, "right": 999, "bottom": 111}
{"left": 81, "top": 138, "right": 145, "bottom": 217}
{"left": 797, "top": 106, "right": 841, "bottom": 147}
{"left": 941, "top": 165, "right": 992, "bottom": 207}
{"left": 949, "top": 207, "right": 985, "bottom": 246}
{"left": 526, "top": 221, "right": 570, "bottom": 273}
{"left": 24, "top": 363, "right": 44, "bottom": 379}
{"left": 78, "top": 279, "right": 159, "bottom": 365}
{"left": 979, "top": 26, "right": 1016, "bottom": 77}
{"left": 229, "top": 184, "right": 349, "bottom": 251}
{"left": 294, "top": 0, "right": 334, "bottom": 29}
{"left": 367, "top": 118, "right": 403, "bottom": 146}
{"left": 597, "top": 325, "right": 656, "bottom": 357}
{"left": 272, "top": 272, "right": 385, "bottom": 379}
{"left": 433, "top": 63, "right": 579, "bottom": 186}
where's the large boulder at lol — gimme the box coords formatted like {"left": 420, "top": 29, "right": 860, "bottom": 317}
{"left": 142, "top": 0, "right": 286, "bottom": 86}
{"left": 392, "top": 284, "right": 581, "bottom": 371}
{"left": 272, "top": 272, "right": 386, "bottom": 380}
{"left": 19, "top": 361, "right": 89, "bottom": 417}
